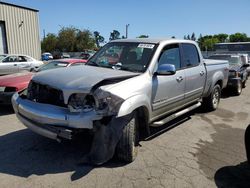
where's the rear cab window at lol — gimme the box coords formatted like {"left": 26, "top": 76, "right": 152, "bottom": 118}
{"left": 181, "top": 43, "right": 200, "bottom": 68}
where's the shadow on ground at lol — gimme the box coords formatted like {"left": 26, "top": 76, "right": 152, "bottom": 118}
{"left": 0, "top": 105, "right": 14, "bottom": 116}
{"left": 214, "top": 161, "right": 250, "bottom": 188}
{"left": 0, "top": 129, "right": 125, "bottom": 181}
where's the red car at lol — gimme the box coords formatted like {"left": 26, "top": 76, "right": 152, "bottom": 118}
{"left": 0, "top": 59, "right": 87, "bottom": 105}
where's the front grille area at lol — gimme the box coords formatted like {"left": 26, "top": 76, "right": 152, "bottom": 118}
{"left": 27, "top": 81, "right": 66, "bottom": 107}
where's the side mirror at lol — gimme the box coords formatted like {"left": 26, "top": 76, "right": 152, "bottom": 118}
{"left": 155, "top": 64, "right": 176, "bottom": 76}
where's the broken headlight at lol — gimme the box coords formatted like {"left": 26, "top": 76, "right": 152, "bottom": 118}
{"left": 94, "top": 88, "right": 124, "bottom": 115}
{"left": 68, "top": 93, "right": 96, "bottom": 112}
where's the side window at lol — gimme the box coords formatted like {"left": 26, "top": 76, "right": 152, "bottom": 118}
{"left": 181, "top": 44, "right": 200, "bottom": 67}
{"left": 2, "top": 56, "right": 18, "bottom": 63}
{"left": 158, "top": 44, "right": 181, "bottom": 69}
{"left": 18, "top": 56, "right": 27, "bottom": 62}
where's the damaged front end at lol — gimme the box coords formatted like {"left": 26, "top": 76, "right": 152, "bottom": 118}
{"left": 13, "top": 78, "right": 133, "bottom": 165}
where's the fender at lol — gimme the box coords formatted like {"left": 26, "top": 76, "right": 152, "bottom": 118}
{"left": 204, "top": 71, "right": 224, "bottom": 97}
{"left": 116, "top": 94, "right": 151, "bottom": 118}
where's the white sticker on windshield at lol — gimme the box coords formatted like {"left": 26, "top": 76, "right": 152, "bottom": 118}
{"left": 57, "top": 63, "right": 67, "bottom": 67}
{"left": 138, "top": 44, "right": 155, "bottom": 49}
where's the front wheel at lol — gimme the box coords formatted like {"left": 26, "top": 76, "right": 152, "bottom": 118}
{"left": 116, "top": 112, "right": 139, "bottom": 163}
{"left": 202, "top": 84, "right": 221, "bottom": 111}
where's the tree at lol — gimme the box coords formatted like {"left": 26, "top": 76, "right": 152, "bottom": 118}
{"left": 75, "top": 29, "right": 96, "bottom": 51}
{"left": 41, "top": 33, "right": 58, "bottom": 52}
{"left": 57, "top": 26, "right": 77, "bottom": 52}
{"left": 137, "top": 35, "right": 149, "bottom": 38}
{"left": 214, "top": 33, "right": 228, "bottom": 43}
{"left": 191, "top": 32, "right": 196, "bottom": 41}
{"left": 94, "top": 31, "right": 105, "bottom": 48}
{"left": 109, "top": 30, "right": 120, "bottom": 40}
{"left": 229, "top": 33, "right": 248, "bottom": 42}
{"left": 187, "top": 35, "right": 190, "bottom": 40}
{"left": 203, "top": 37, "right": 219, "bottom": 51}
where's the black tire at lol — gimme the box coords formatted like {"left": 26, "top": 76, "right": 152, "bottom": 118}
{"left": 202, "top": 84, "right": 221, "bottom": 111}
{"left": 116, "top": 113, "right": 139, "bottom": 163}
{"left": 245, "top": 124, "right": 250, "bottom": 165}
{"left": 234, "top": 81, "right": 242, "bottom": 96}
{"left": 242, "top": 80, "right": 246, "bottom": 88}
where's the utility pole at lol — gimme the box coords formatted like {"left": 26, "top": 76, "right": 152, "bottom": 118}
{"left": 43, "top": 29, "right": 46, "bottom": 40}
{"left": 125, "top": 24, "right": 130, "bottom": 39}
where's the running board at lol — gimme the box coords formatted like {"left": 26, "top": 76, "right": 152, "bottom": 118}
{"left": 151, "top": 102, "right": 201, "bottom": 127}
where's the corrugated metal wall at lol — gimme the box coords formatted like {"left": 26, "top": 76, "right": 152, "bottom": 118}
{"left": 0, "top": 3, "right": 41, "bottom": 60}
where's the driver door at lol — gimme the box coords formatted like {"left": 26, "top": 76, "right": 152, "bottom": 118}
{"left": 151, "top": 43, "right": 186, "bottom": 119}
{"left": 0, "top": 55, "right": 19, "bottom": 75}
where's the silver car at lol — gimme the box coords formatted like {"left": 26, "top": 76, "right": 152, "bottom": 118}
{"left": 0, "top": 54, "right": 43, "bottom": 75}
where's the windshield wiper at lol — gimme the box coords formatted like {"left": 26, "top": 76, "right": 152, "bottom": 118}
{"left": 120, "top": 66, "right": 141, "bottom": 73}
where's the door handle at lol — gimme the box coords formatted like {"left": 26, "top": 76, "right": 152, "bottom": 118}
{"left": 200, "top": 71, "right": 205, "bottom": 76}
{"left": 14, "top": 64, "right": 17, "bottom": 66}
{"left": 176, "top": 76, "right": 183, "bottom": 82}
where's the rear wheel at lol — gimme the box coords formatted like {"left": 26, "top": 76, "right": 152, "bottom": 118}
{"left": 202, "top": 84, "right": 221, "bottom": 111}
{"left": 116, "top": 112, "right": 139, "bottom": 163}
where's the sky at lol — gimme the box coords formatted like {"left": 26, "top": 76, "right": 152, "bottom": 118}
{"left": 3, "top": 0, "right": 250, "bottom": 42}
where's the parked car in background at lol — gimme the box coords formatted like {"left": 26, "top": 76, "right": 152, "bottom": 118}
{"left": 208, "top": 54, "right": 249, "bottom": 95}
{"left": 12, "top": 39, "right": 229, "bottom": 164}
{"left": 0, "top": 59, "right": 87, "bottom": 105}
{"left": 79, "top": 52, "right": 95, "bottom": 60}
{"left": 0, "top": 54, "right": 43, "bottom": 75}
{"left": 238, "top": 53, "right": 250, "bottom": 76}
{"left": 53, "top": 51, "right": 71, "bottom": 59}
{"left": 41, "top": 52, "right": 53, "bottom": 61}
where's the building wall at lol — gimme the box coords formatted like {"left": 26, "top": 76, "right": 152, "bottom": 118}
{"left": 0, "top": 3, "right": 41, "bottom": 59}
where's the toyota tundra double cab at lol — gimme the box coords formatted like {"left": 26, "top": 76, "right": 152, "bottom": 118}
{"left": 12, "top": 39, "right": 229, "bottom": 164}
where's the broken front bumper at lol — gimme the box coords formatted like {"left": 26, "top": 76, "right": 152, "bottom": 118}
{"left": 12, "top": 93, "right": 103, "bottom": 140}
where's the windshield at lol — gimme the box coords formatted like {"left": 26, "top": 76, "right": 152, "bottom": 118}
{"left": 37, "top": 61, "right": 69, "bottom": 72}
{"left": 87, "top": 42, "right": 157, "bottom": 73}
{"left": 208, "top": 55, "right": 242, "bottom": 65}
{"left": 0, "top": 55, "right": 7, "bottom": 61}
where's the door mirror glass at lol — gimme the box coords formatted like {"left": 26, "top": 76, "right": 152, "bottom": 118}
{"left": 156, "top": 64, "right": 176, "bottom": 75}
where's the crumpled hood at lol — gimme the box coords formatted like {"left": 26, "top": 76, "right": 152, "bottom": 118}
{"left": 32, "top": 65, "right": 139, "bottom": 102}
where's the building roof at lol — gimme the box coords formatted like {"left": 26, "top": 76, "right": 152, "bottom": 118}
{"left": 0, "top": 1, "right": 39, "bottom": 12}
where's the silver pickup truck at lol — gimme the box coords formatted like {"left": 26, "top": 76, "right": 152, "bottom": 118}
{"left": 12, "top": 39, "right": 229, "bottom": 164}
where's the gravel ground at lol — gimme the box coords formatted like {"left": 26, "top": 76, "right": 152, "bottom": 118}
{"left": 0, "top": 83, "right": 250, "bottom": 188}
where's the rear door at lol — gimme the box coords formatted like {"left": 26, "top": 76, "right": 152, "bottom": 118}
{"left": 180, "top": 43, "right": 206, "bottom": 103}
{"left": 152, "top": 43, "right": 186, "bottom": 119}
{"left": 16, "top": 56, "right": 32, "bottom": 71}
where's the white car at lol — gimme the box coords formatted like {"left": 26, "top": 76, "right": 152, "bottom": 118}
{"left": 0, "top": 54, "right": 43, "bottom": 75}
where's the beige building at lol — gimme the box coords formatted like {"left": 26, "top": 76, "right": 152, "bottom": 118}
{"left": 0, "top": 2, "right": 41, "bottom": 59}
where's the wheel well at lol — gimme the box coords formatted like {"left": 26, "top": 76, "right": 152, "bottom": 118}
{"left": 135, "top": 106, "right": 150, "bottom": 138}
{"left": 215, "top": 80, "right": 223, "bottom": 89}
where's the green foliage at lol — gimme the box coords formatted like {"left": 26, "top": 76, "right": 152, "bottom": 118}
{"left": 41, "top": 26, "right": 98, "bottom": 52}
{"left": 94, "top": 31, "right": 105, "bottom": 48}
{"left": 137, "top": 35, "right": 149, "bottom": 38}
{"left": 229, "top": 32, "right": 249, "bottom": 42}
{"left": 41, "top": 33, "right": 58, "bottom": 53}
{"left": 109, "top": 30, "right": 120, "bottom": 40}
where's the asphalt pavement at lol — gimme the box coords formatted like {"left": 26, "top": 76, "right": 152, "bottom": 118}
{"left": 0, "top": 83, "right": 250, "bottom": 188}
